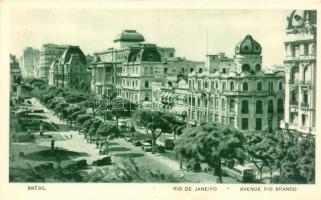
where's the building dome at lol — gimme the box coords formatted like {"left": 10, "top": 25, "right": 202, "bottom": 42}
{"left": 60, "top": 46, "right": 87, "bottom": 65}
{"left": 235, "top": 35, "right": 262, "bottom": 55}
{"left": 113, "top": 30, "right": 145, "bottom": 43}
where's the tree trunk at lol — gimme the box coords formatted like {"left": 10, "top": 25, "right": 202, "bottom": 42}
{"left": 216, "top": 157, "right": 223, "bottom": 183}
{"left": 180, "top": 152, "right": 183, "bottom": 169}
{"left": 152, "top": 136, "right": 156, "bottom": 154}
{"left": 115, "top": 115, "right": 119, "bottom": 127}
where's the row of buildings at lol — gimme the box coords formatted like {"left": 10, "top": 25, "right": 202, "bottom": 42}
{"left": 15, "top": 10, "right": 316, "bottom": 137}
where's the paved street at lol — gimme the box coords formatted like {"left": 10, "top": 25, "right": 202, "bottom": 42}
{"left": 11, "top": 98, "right": 239, "bottom": 183}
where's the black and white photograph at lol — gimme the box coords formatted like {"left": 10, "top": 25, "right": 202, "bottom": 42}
{"left": 6, "top": 7, "right": 317, "bottom": 185}
{"left": 2, "top": 3, "right": 320, "bottom": 199}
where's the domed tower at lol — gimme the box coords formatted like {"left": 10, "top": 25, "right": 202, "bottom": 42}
{"left": 234, "top": 35, "right": 262, "bottom": 74}
{"left": 113, "top": 30, "right": 145, "bottom": 49}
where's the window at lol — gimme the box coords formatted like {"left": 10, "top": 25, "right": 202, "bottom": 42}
{"left": 144, "top": 67, "right": 148, "bottom": 74}
{"left": 268, "top": 82, "right": 274, "bottom": 92}
{"left": 204, "top": 81, "right": 209, "bottom": 88}
{"left": 198, "top": 80, "right": 202, "bottom": 90}
{"left": 145, "top": 80, "right": 149, "bottom": 88}
{"left": 222, "top": 82, "right": 226, "bottom": 91}
{"left": 241, "top": 100, "right": 249, "bottom": 113}
{"left": 242, "top": 64, "right": 250, "bottom": 72}
{"left": 257, "top": 82, "right": 262, "bottom": 91}
{"left": 230, "top": 82, "right": 234, "bottom": 91}
{"left": 255, "top": 64, "right": 261, "bottom": 71}
{"left": 268, "top": 100, "right": 274, "bottom": 114}
{"left": 199, "top": 68, "right": 203, "bottom": 73}
{"left": 211, "top": 81, "right": 214, "bottom": 90}
{"left": 170, "top": 52, "right": 174, "bottom": 57}
{"left": 222, "top": 116, "right": 226, "bottom": 124}
{"left": 164, "top": 68, "right": 168, "bottom": 74}
{"left": 243, "top": 82, "right": 248, "bottom": 91}
{"left": 215, "top": 81, "right": 218, "bottom": 89}
{"left": 190, "top": 68, "right": 194, "bottom": 73}
{"left": 303, "top": 91, "right": 308, "bottom": 103}
{"left": 277, "top": 99, "right": 284, "bottom": 113}
{"left": 294, "top": 45, "right": 300, "bottom": 57}
{"left": 214, "top": 114, "right": 219, "bottom": 122}
{"left": 279, "top": 81, "right": 283, "bottom": 90}
{"left": 302, "top": 114, "right": 307, "bottom": 126}
{"left": 242, "top": 118, "right": 249, "bottom": 130}
{"left": 222, "top": 99, "right": 226, "bottom": 111}
{"left": 222, "top": 68, "right": 227, "bottom": 74}
{"left": 256, "top": 100, "right": 263, "bottom": 114}
{"left": 144, "top": 96, "right": 149, "bottom": 101}
{"left": 230, "top": 100, "right": 235, "bottom": 111}
{"left": 256, "top": 118, "right": 262, "bottom": 130}
{"left": 230, "top": 117, "right": 235, "bottom": 127}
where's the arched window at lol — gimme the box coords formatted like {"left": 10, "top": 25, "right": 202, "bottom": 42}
{"left": 268, "top": 100, "right": 274, "bottom": 114}
{"left": 215, "top": 81, "right": 218, "bottom": 89}
{"left": 242, "top": 64, "right": 250, "bottom": 72}
{"left": 243, "top": 82, "right": 248, "bottom": 91}
{"left": 230, "top": 81, "right": 234, "bottom": 91}
{"left": 230, "top": 100, "right": 235, "bottom": 111}
{"left": 279, "top": 81, "right": 283, "bottom": 90}
{"left": 144, "top": 96, "right": 149, "bottom": 101}
{"left": 222, "top": 99, "right": 226, "bottom": 111}
{"left": 256, "top": 100, "right": 263, "bottom": 114}
{"left": 257, "top": 82, "right": 262, "bottom": 91}
{"left": 277, "top": 99, "right": 284, "bottom": 113}
{"left": 255, "top": 64, "right": 261, "bottom": 71}
{"left": 241, "top": 100, "right": 249, "bottom": 113}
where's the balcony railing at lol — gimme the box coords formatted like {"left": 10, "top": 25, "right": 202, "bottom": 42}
{"left": 288, "top": 79, "right": 300, "bottom": 84}
{"left": 301, "top": 102, "right": 309, "bottom": 108}
{"left": 300, "top": 80, "right": 312, "bottom": 86}
{"left": 290, "top": 101, "right": 299, "bottom": 106}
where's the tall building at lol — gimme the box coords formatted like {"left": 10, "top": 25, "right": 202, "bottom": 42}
{"left": 49, "top": 46, "right": 91, "bottom": 93}
{"left": 10, "top": 54, "right": 22, "bottom": 99}
{"left": 38, "top": 43, "right": 68, "bottom": 81}
{"left": 280, "top": 10, "right": 316, "bottom": 137}
{"left": 19, "top": 47, "right": 40, "bottom": 77}
{"left": 187, "top": 35, "right": 285, "bottom": 131}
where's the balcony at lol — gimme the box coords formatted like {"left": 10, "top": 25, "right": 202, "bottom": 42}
{"left": 300, "top": 80, "right": 312, "bottom": 87}
{"left": 290, "top": 101, "right": 299, "bottom": 106}
{"left": 288, "top": 79, "right": 300, "bottom": 85}
{"left": 300, "top": 102, "right": 309, "bottom": 108}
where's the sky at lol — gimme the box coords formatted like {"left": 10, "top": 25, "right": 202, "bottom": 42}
{"left": 9, "top": 9, "right": 290, "bottom": 67}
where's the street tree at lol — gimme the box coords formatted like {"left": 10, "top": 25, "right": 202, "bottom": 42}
{"left": 132, "top": 110, "right": 173, "bottom": 154}
{"left": 175, "top": 122, "right": 246, "bottom": 183}
{"left": 96, "top": 122, "right": 121, "bottom": 154}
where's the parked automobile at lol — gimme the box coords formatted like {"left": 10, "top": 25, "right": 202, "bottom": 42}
{"left": 92, "top": 156, "right": 112, "bottom": 166}
{"left": 132, "top": 139, "right": 142, "bottom": 146}
{"left": 164, "top": 139, "right": 175, "bottom": 150}
{"left": 34, "top": 162, "right": 54, "bottom": 171}
{"left": 142, "top": 142, "right": 152, "bottom": 152}
{"left": 157, "top": 145, "right": 165, "bottom": 153}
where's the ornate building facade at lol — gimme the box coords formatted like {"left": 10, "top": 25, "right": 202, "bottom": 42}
{"left": 280, "top": 10, "right": 316, "bottom": 137}
{"left": 91, "top": 30, "right": 177, "bottom": 104}
{"left": 187, "top": 35, "right": 285, "bottom": 131}
{"left": 10, "top": 54, "right": 22, "bottom": 99}
{"left": 48, "top": 46, "right": 91, "bottom": 93}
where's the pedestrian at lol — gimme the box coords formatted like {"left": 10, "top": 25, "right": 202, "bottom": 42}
{"left": 70, "top": 134, "right": 72, "bottom": 139}
{"left": 180, "top": 170, "right": 185, "bottom": 180}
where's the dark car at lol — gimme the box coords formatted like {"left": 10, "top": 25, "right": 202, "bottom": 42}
{"left": 157, "top": 145, "right": 165, "bottom": 153}
{"left": 92, "top": 156, "right": 112, "bottom": 166}
{"left": 132, "top": 139, "right": 142, "bottom": 146}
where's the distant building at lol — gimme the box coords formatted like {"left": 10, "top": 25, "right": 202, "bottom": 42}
{"left": 19, "top": 47, "right": 40, "bottom": 77}
{"left": 38, "top": 43, "right": 68, "bottom": 81}
{"left": 10, "top": 54, "right": 22, "bottom": 99}
{"left": 280, "top": 10, "right": 316, "bottom": 137}
{"left": 205, "top": 52, "right": 234, "bottom": 73}
{"left": 187, "top": 35, "right": 285, "bottom": 131}
{"left": 49, "top": 46, "right": 91, "bottom": 93}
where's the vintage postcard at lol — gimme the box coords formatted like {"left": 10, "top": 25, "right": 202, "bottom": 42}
{"left": 1, "top": 0, "right": 321, "bottom": 200}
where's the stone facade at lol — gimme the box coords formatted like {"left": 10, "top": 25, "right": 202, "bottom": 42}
{"left": 49, "top": 46, "right": 91, "bottom": 93}
{"left": 280, "top": 10, "right": 316, "bottom": 136}
{"left": 187, "top": 35, "right": 285, "bottom": 132}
